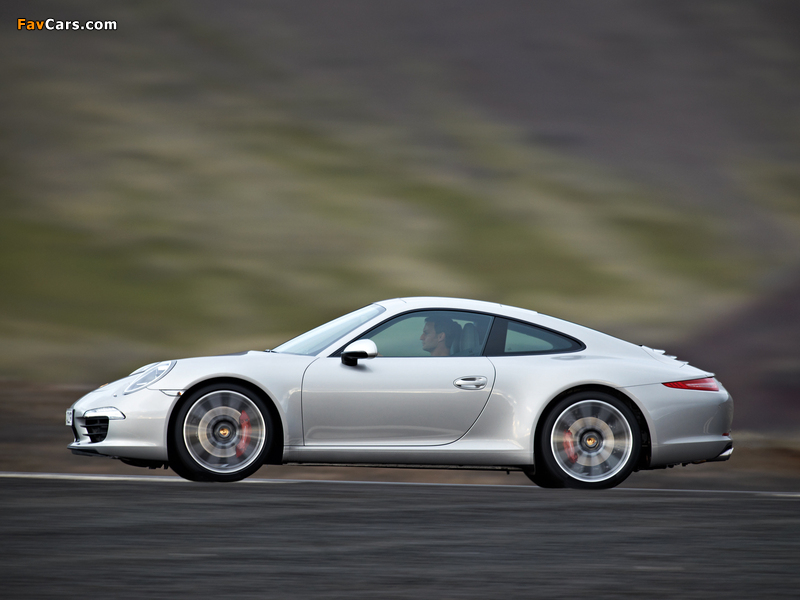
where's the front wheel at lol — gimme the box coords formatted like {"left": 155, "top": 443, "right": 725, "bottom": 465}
{"left": 539, "top": 392, "right": 641, "bottom": 490}
{"left": 169, "top": 383, "right": 273, "bottom": 482}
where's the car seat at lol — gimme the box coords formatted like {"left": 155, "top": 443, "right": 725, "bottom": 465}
{"left": 459, "top": 323, "right": 480, "bottom": 356}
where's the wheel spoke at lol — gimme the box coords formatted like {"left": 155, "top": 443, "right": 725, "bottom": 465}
{"left": 576, "top": 403, "right": 593, "bottom": 420}
{"left": 595, "top": 405, "right": 613, "bottom": 426}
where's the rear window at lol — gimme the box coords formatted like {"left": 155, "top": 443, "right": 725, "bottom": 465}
{"left": 485, "top": 318, "right": 583, "bottom": 356}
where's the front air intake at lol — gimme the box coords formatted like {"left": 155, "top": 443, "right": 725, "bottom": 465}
{"left": 83, "top": 417, "right": 109, "bottom": 443}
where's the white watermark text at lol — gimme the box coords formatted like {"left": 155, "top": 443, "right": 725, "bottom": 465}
{"left": 17, "top": 18, "right": 117, "bottom": 31}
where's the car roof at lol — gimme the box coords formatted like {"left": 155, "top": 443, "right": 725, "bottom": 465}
{"left": 375, "top": 296, "right": 551, "bottom": 323}
{"left": 376, "top": 296, "right": 510, "bottom": 313}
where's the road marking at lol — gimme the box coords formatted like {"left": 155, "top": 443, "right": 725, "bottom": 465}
{"left": 0, "top": 472, "right": 295, "bottom": 484}
{"left": 0, "top": 472, "right": 186, "bottom": 483}
{"left": 615, "top": 486, "right": 800, "bottom": 497}
{"left": 0, "top": 471, "right": 797, "bottom": 496}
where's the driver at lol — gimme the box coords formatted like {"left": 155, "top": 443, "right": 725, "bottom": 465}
{"left": 420, "top": 315, "right": 460, "bottom": 356}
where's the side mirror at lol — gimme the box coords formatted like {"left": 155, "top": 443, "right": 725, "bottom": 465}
{"left": 341, "top": 339, "right": 378, "bottom": 367}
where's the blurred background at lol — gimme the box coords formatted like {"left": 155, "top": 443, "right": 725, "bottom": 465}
{"left": 1, "top": 0, "right": 799, "bottom": 476}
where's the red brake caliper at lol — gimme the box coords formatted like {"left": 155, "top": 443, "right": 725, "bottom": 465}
{"left": 235, "top": 410, "right": 251, "bottom": 457}
{"left": 563, "top": 430, "right": 578, "bottom": 464}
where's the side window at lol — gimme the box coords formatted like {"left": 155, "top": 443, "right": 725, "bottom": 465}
{"left": 360, "top": 311, "right": 493, "bottom": 357}
{"left": 485, "top": 318, "right": 583, "bottom": 356}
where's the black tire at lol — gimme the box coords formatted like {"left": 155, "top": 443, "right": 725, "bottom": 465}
{"left": 522, "top": 466, "right": 566, "bottom": 489}
{"left": 538, "top": 391, "right": 640, "bottom": 490}
{"left": 169, "top": 383, "right": 274, "bottom": 482}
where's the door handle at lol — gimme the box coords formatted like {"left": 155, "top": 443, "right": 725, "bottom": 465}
{"left": 454, "top": 376, "right": 488, "bottom": 390}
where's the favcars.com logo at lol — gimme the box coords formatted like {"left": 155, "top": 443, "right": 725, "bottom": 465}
{"left": 17, "top": 18, "right": 117, "bottom": 31}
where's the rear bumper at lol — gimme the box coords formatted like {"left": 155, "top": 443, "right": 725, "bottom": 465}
{"left": 705, "top": 442, "right": 734, "bottom": 463}
{"left": 625, "top": 381, "right": 734, "bottom": 468}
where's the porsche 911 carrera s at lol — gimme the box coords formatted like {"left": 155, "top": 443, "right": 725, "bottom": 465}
{"left": 67, "top": 297, "right": 733, "bottom": 489}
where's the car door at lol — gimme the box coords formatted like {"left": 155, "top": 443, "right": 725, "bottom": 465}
{"left": 301, "top": 310, "right": 496, "bottom": 446}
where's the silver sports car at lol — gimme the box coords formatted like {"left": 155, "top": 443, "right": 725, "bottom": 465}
{"left": 67, "top": 297, "right": 733, "bottom": 489}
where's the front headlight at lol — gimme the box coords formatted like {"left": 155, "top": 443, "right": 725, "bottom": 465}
{"left": 124, "top": 360, "right": 176, "bottom": 394}
{"left": 129, "top": 362, "right": 159, "bottom": 377}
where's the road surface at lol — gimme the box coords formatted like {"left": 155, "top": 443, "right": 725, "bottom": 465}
{"left": 1, "top": 473, "right": 798, "bottom": 599}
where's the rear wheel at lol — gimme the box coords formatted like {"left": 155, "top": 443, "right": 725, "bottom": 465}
{"left": 169, "top": 383, "right": 273, "bottom": 482}
{"left": 539, "top": 392, "right": 640, "bottom": 489}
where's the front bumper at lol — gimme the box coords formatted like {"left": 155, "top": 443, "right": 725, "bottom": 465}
{"left": 68, "top": 382, "right": 180, "bottom": 462}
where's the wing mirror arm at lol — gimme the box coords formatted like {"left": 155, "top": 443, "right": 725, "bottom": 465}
{"left": 341, "top": 339, "right": 378, "bottom": 367}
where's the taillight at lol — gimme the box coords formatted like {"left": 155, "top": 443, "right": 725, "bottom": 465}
{"left": 663, "top": 377, "right": 719, "bottom": 392}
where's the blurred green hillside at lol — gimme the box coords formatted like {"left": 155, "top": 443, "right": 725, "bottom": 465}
{"left": 1, "top": 0, "right": 799, "bottom": 383}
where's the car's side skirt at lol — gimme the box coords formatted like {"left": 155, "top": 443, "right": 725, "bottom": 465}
{"left": 284, "top": 462, "right": 526, "bottom": 471}
{"left": 282, "top": 445, "right": 532, "bottom": 467}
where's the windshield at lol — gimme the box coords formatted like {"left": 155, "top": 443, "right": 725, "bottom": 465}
{"left": 273, "top": 304, "right": 386, "bottom": 356}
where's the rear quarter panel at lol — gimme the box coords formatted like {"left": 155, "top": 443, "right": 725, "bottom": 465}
{"left": 463, "top": 352, "right": 712, "bottom": 462}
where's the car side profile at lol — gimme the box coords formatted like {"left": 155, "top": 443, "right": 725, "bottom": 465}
{"left": 67, "top": 297, "right": 733, "bottom": 489}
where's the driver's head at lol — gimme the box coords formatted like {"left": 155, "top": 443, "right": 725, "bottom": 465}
{"left": 421, "top": 316, "right": 459, "bottom": 356}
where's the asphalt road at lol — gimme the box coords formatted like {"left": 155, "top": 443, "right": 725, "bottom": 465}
{"left": 2, "top": 474, "right": 799, "bottom": 599}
